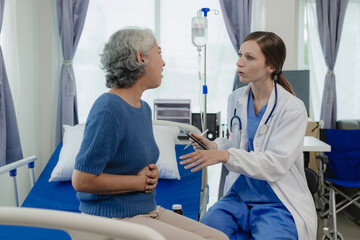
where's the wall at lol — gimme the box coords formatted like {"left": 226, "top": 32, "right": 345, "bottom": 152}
{"left": 0, "top": 0, "right": 60, "bottom": 206}
{"left": 262, "top": 0, "right": 300, "bottom": 70}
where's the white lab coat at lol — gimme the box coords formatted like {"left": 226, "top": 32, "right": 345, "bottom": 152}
{"left": 215, "top": 83, "right": 317, "bottom": 240}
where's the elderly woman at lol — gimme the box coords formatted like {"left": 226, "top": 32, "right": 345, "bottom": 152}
{"left": 71, "top": 27, "right": 228, "bottom": 240}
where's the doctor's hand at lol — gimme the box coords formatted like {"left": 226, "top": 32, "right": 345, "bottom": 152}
{"left": 179, "top": 150, "right": 230, "bottom": 172}
{"left": 190, "top": 133, "right": 218, "bottom": 151}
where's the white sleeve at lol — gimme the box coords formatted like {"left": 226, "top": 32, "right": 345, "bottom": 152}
{"left": 214, "top": 137, "right": 232, "bottom": 150}
{"left": 224, "top": 105, "right": 307, "bottom": 182}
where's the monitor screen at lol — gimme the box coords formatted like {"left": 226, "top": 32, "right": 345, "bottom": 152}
{"left": 283, "top": 70, "right": 310, "bottom": 116}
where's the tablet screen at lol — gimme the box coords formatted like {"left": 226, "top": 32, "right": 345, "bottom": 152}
{"left": 178, "top": 126, "right": 208, "bottom": 150}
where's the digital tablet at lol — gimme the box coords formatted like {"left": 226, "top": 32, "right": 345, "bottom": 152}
{"left": 178, "top": 126, "right": 208, "bottom": 150}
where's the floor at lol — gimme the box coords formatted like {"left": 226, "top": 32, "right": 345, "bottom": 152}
{"left": 315, "top": 195, "right": 360, "bottom": 240}
{"left": 317, "top": 211, "right": 360, "bottom": 239}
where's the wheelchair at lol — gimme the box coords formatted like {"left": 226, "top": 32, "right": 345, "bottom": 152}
{"left": 316, "top": 128, "right": 360, "bottom": 240}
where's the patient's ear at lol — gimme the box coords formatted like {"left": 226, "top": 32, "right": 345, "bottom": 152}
{"left": 136, "top": 52, "right": 145, "bottom": 63}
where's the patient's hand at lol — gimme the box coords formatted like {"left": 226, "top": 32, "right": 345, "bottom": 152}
{"left": 137, "top": 165, "right": 151, "bottom": 192}
{"left": 136, "top": 164, "right": 159, "bottom": 193}
{"left": 145, "top": 164, "right": 159, "bottom": 193}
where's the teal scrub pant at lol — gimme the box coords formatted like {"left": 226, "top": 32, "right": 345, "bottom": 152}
{"left": 200, "top": 193, "right": 298, "bottom": 240}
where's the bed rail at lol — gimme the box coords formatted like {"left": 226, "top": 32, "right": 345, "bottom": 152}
{"left": 0, "top": 207, "right": 166, "bottom": 240}
{"left": 0, "top": 156, "right": 37, "bottom": 206}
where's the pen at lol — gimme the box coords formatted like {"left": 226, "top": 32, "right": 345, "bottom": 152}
{"left": 184, "top": 129, "right": 209, "bottom": 150}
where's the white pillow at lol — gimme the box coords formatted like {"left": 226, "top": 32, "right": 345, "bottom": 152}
{"left": 49, "top": 124, "right": 85, "bottom": 182}
{"left": 152, "top": 125, "right": 181, "bottom": 180}
{"left": 49, "top": 124, "right": 181, "bottom": 182}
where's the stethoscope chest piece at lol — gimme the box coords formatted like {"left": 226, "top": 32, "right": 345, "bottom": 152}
{"left": 259, "top": 124, "right": 268, "bottom": 135}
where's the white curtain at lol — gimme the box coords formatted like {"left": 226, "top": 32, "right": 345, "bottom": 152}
{"left": 143, "top": 0, "right": 237, "bottom": 123}
{"left": 306, "top": 0, "right": 360, "bottom": 121}
{"left": 251, "top": 0, "right": 266, "bottom": 31}
{"left": 334, "top": 0, "right": 360, "bottom": 119}
{"left": 1, "top": 0, "right": 20, "bottom": 108}
{"left": 306, "top": 0, "right": 327, "bottom": 120}
{"left": 73, "top": 0, "right": 155, "bottom": 123}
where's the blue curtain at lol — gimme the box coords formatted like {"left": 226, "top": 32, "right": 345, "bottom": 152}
{"left": 55, "top": 0, "right": 89, "bottom": 145}
{"left": 316, "top": 0, "right": 349, "bottom": 129}
{"left": 0, "top": 0, "right": 23, "bottom": 167}
{"left": 219, "top": 0, "right": 252, "bottom": 91}
{"left": 218, "top": 0, "right": 252, "bottom": 198}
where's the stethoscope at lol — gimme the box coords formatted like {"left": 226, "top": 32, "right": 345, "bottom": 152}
{"left": 230, "top": 81, "right": 278, "bottom": 135}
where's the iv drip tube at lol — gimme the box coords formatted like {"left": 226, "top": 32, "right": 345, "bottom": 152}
{"left": 203, "top": 45, "right": 207, "bottom": 134}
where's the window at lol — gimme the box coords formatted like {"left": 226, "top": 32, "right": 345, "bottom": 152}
{"left": 334, "top": 0, "right": 360, "bottom": 119}
{"left": 304, "top": 0, "right": 360, "bottom": 120}
{"left": 74, "top": 0, "right": 237, "bottom": 124}
{"left": 74, "top": 0, "right": 155, "bottom": 122}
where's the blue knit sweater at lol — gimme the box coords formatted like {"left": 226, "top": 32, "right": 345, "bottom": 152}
{"left": 74, "top": 93, "right": 159, "bottom": 218}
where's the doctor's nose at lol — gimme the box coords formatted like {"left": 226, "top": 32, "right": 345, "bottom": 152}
{"left": 236, "top": 57, "right": 245, "bottom": 67}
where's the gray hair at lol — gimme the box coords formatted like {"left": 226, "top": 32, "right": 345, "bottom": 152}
{"left": 100, "top": 27, "right": 156, "bottom": 88}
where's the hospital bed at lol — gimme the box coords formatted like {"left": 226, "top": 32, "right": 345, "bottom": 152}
{"left": 0, "top": 120, "right": 208, "bottom": 239}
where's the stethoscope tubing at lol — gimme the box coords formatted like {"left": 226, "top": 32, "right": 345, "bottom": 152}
{"left": 230, "top": 81, "right": 278, "bottom": 133}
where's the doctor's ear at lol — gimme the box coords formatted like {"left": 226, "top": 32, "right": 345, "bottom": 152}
{"left": 267, "top": 65, "right": 275, "bottom": 74}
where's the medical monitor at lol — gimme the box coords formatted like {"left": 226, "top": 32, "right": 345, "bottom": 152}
{"left": 283, "top": 70, "right": 310, "bottom": 116}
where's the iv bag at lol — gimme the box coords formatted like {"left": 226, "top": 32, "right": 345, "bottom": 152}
{"left": 191, "top": 16, "right": 207, "bottom": 47}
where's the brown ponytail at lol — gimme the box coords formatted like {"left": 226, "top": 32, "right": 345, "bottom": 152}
{"left": 275, "top": 72, "right": 295, "bottom": 95}
{"left": 243, "top": 31, "right": 295, "bottom": 95}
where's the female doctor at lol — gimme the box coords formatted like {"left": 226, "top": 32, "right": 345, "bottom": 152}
{"left": 180, "top": 31, "right": 317, "bottom": 239}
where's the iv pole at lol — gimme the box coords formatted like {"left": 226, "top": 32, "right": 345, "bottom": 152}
{"left": 192, "top": 8, "right": 219, "bottom": 134}
{"left": 196, "top": 8, "right": 210, "bottom": 134}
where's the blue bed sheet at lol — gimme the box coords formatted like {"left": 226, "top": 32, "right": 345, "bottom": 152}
{"left": 0, "top": 143, "right": 202, "bottom": 239}
{"left": 156, "top": 144, "right": 202, "bottom": 220}
{"left": 21, "top": 143, "right": 80, "bottom": 212}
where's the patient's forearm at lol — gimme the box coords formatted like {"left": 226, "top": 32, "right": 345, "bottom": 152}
{"left": 72, "top": 170, "right": 146, "bottom": 194}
